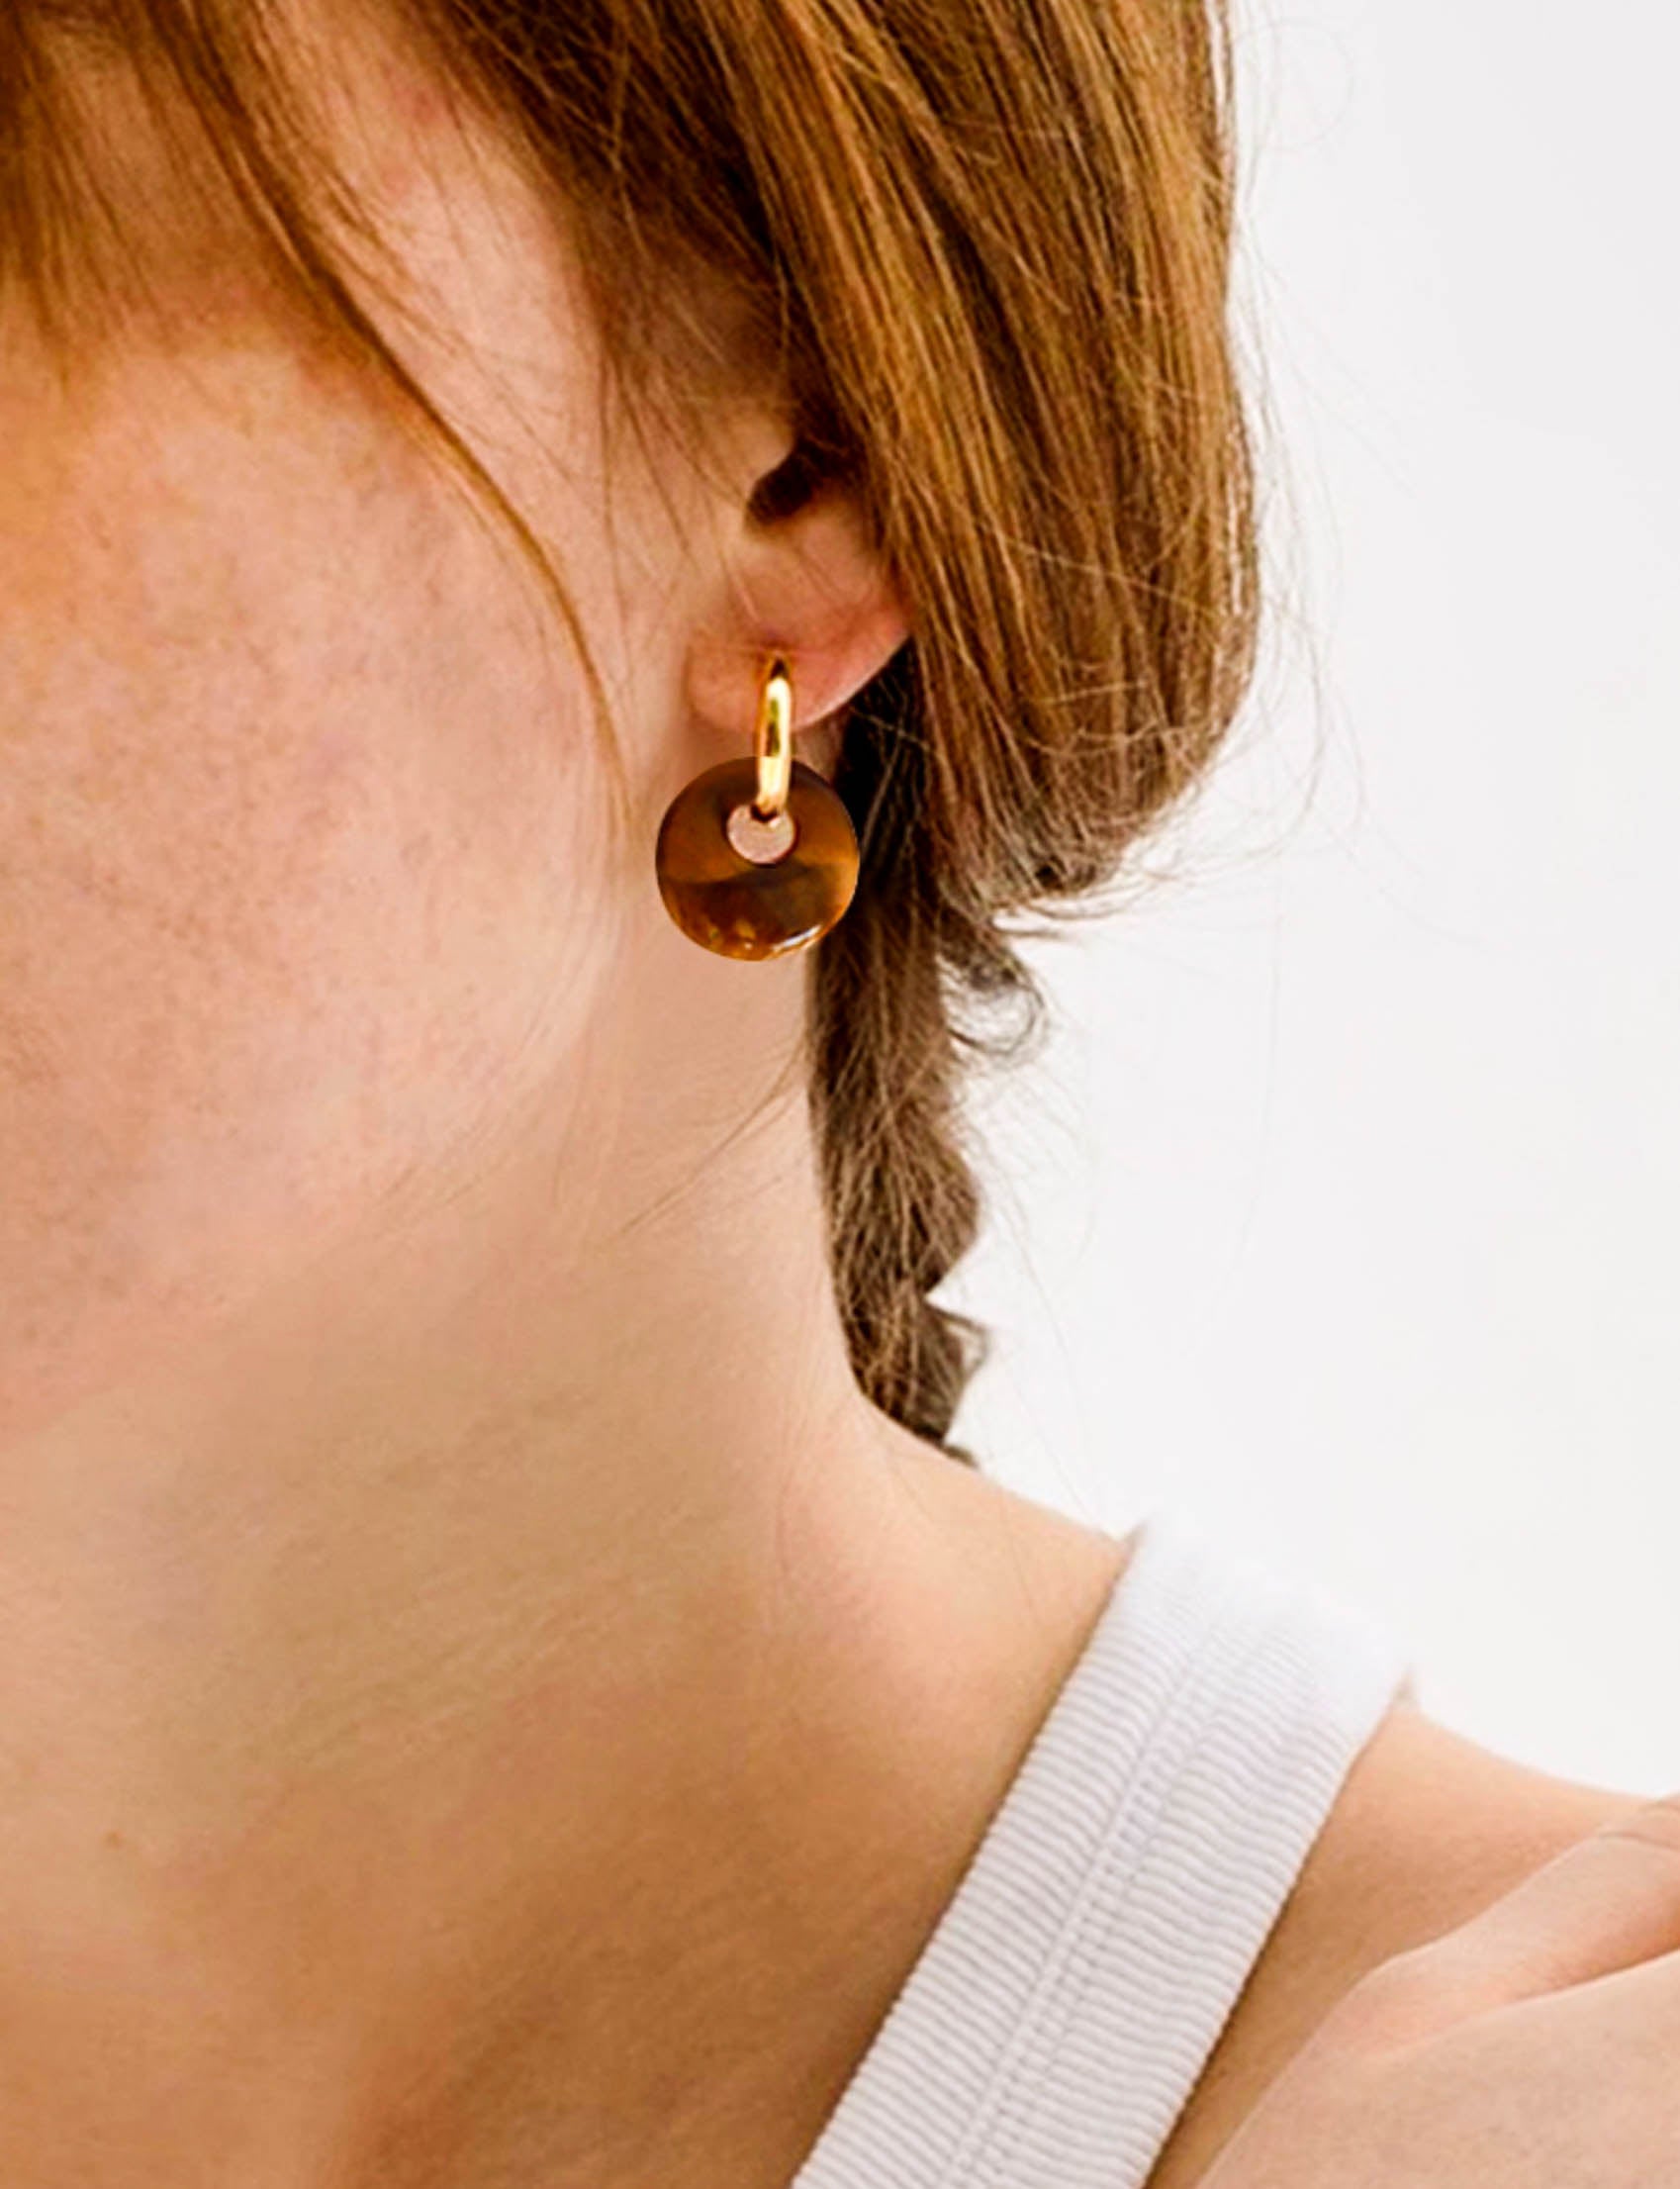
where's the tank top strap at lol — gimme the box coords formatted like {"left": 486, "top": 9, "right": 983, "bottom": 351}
{"left": 792, "top": 1506, "right": 1411, "bottom": 2189}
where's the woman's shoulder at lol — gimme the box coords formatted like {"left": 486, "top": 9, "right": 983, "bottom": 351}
{"left": 1145, "top": 1699, "right": 1639, "bottom": 2188}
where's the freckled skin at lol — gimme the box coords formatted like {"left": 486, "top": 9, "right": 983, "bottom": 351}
{"left": 0, "top": 338, "right": 598, "bottom": 1423}
{"left": 0, "top": 9, "right": 672, "bottom": 1434}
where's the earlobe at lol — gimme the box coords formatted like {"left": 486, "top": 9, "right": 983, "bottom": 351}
{"left": 687, "top": 466, "right": 911, "bottom": 762}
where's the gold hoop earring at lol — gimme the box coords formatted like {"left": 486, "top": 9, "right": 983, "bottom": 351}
{"left": 654, "top": 653, "right": 860, "bottom": 960}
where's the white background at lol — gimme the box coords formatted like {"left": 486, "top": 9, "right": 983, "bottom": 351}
{"left": 943, "top": 0, "right": 1680, "bottom": 1795}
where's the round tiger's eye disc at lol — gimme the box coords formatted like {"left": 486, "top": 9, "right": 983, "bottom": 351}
{"left": 655, "top": 757, "right": 860, "bottom": 961}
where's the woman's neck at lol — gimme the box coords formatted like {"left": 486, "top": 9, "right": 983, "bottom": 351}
{"left": 0, "top": 1037, "right": 1132, "bottom": 2181}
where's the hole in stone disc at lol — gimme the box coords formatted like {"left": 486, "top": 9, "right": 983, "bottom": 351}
{"left": 726, "top": 802, "right": 796, "bottom": 865}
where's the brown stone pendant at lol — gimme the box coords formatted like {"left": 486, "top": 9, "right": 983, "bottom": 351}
{"left": 655, "top": 755, "right": 859, "bottom": 960}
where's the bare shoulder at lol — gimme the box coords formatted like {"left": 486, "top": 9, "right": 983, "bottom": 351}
{"left": 1146, "top": 1700, "right": 1641, "bottom": 2188}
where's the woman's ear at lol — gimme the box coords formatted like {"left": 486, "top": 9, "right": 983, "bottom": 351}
{"left": 684, "top": 448, "right": 912, "bottom": 778}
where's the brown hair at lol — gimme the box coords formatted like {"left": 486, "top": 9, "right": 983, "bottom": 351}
{"left": 1, "top": 0, "right": 1260, "bottom": 1464}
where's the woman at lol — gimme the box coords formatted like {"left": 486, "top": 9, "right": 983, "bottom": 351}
{"left": 0, "top": 0, "right": 1672, "bottom": 2182}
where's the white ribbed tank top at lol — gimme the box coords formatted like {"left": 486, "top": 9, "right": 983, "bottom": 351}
{"left": 791, "top": 1507, "right": 1410, "bottom": 2189}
